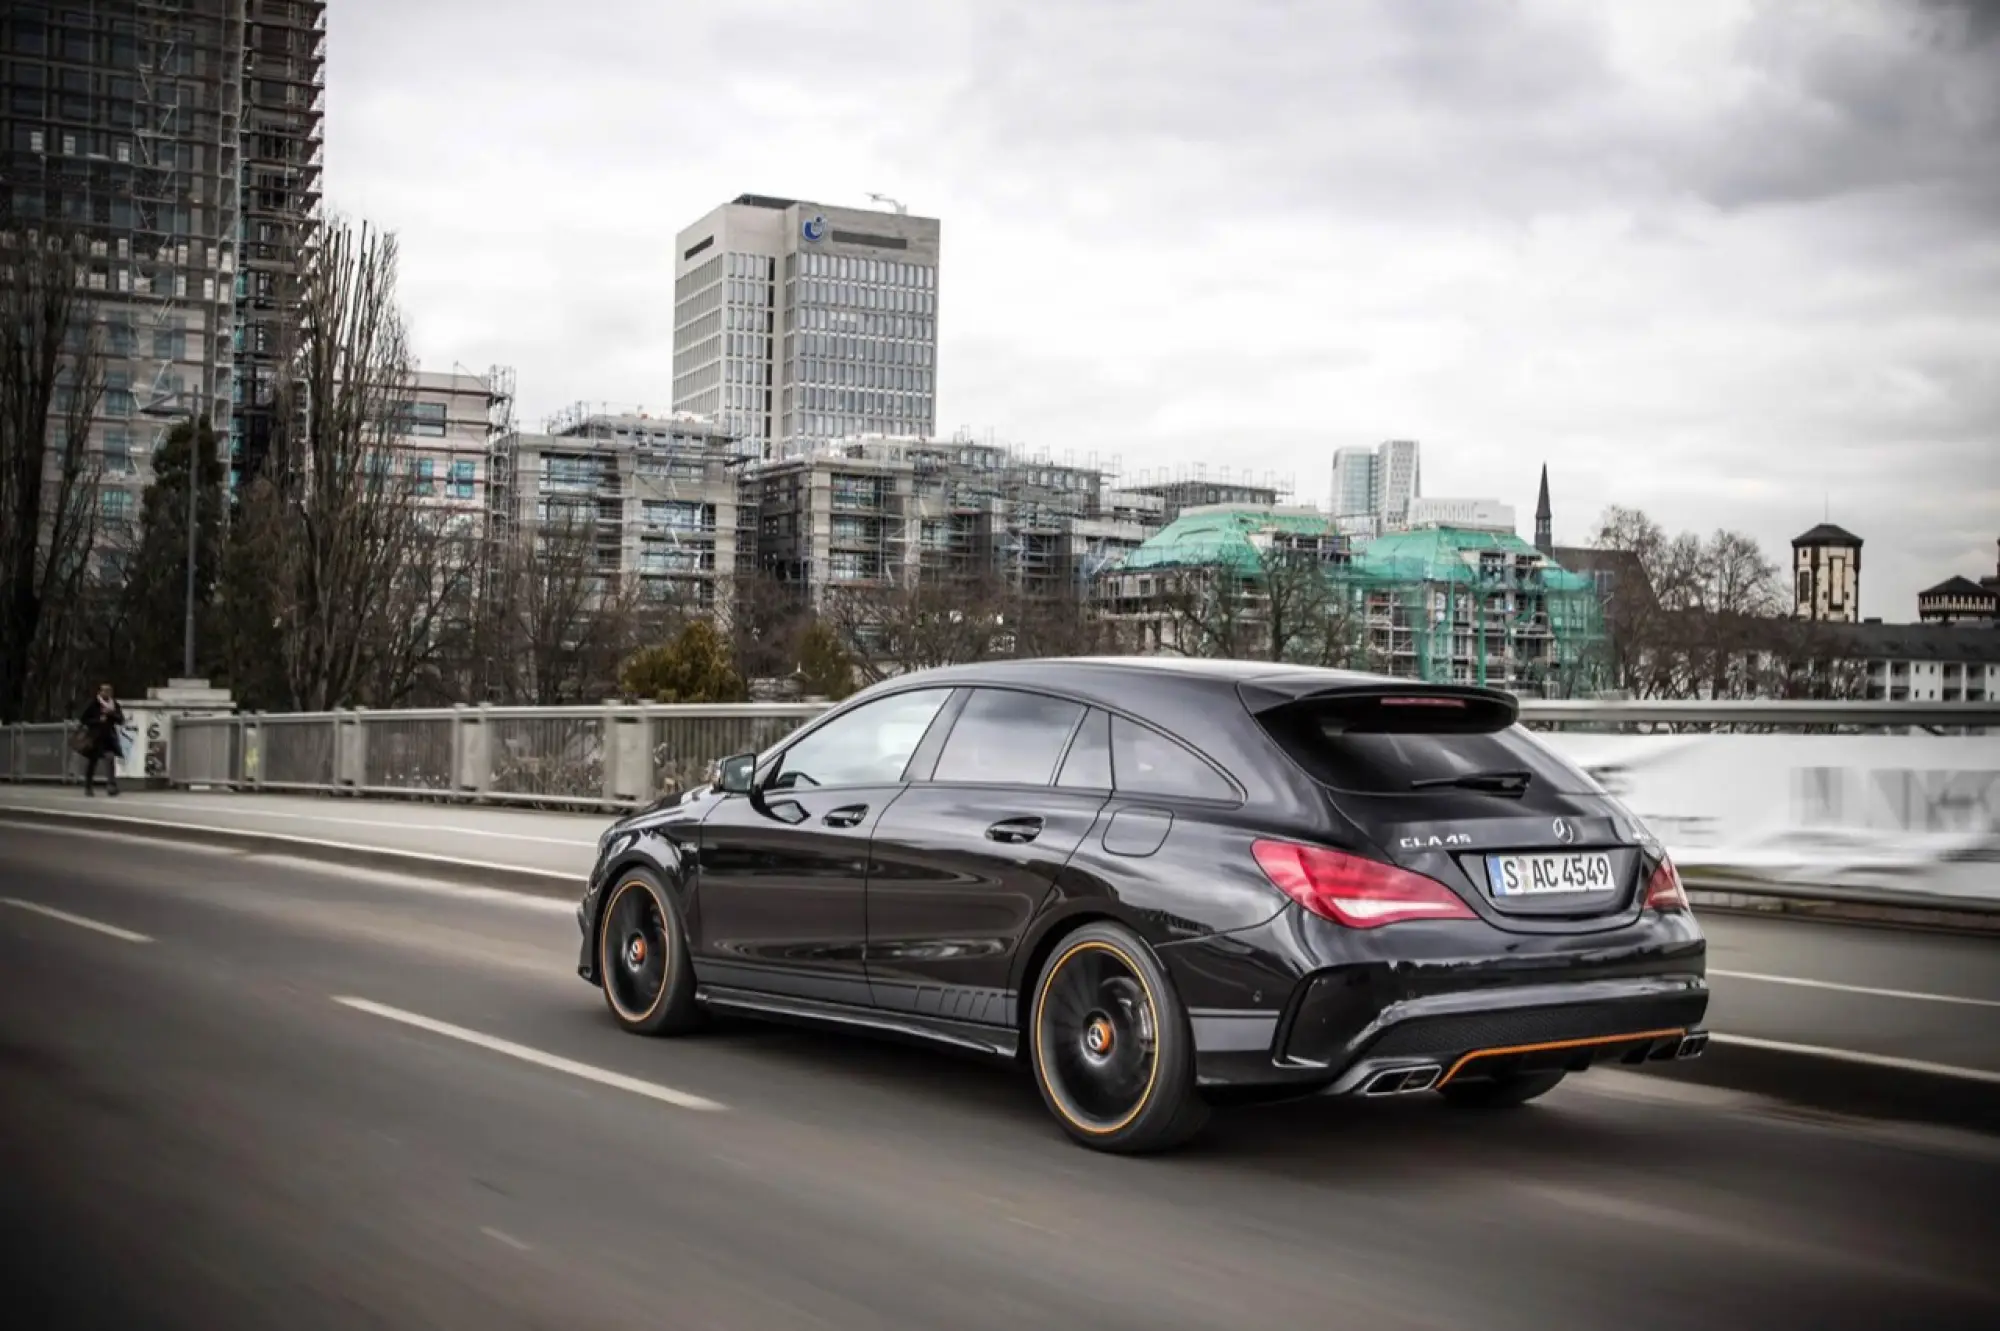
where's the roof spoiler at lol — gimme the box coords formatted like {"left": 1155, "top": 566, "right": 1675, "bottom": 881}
{"left": 1236, "top": 680, "right": 1521, "bottom": 733}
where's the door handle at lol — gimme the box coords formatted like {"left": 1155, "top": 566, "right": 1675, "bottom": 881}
{"left": 985, "top": 816, "right": 1044, "bottom": 844}
{"left": 822, "top": 804, "right": 868, "bottom": 828}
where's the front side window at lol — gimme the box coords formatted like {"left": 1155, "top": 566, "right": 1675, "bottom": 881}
{"left": 931, "top": 688, "right": 1085, "bottom": 787}
{"left": 771, "top": 688, "right": 952, "bottom": 790}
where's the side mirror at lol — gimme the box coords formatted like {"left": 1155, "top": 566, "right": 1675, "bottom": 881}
{"left": 715, "top": 752, "right": 758, "bottom": 796}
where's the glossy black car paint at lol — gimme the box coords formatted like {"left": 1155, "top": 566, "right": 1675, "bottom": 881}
{"left": 577, "top": 657, "right": 1709, "bottom": 1099}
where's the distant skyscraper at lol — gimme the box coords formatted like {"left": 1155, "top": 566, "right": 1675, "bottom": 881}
{"left": 0, "top": 0, "right": 325, "bottom": 504}
{"left": 1329, "top": 439, "right": 1422, "bottom": 525}
{"left": 1330, "top": 447, "right": 1376, "bottom": 517}
{"left": 669, "top": 194, "right": 940, "bottom": 455}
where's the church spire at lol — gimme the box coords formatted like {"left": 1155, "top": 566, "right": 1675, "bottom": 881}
{"left": 1534, "top": 463, "right": 1552, "bottom": 552}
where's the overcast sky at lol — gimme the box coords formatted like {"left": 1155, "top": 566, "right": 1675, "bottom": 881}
{"left": 326, "top": 0, "right": 1998, "bottom": 617}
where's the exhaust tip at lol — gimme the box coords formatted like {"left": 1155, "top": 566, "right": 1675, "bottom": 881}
{"left": 1360, "top": 1065, "right": 1444, "bottom": 1096}
{"left": 1676, "top": 1032, "right": 1709, "bottom": 1059}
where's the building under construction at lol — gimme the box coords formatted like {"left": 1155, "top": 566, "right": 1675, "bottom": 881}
{"left": 1099, "top": 505, "right": 1609, "bottom": 697}
{"left": 488, "top": 408, "right": 748, "bottom": 614}
{"left": 1123, "top": 463, "right": 1294, "bottom": 524}
{"left": 0, "top": 0, "right": 325, "bottom": 510}
{"left": 743, "top": 431, "right": 1127, "bottom": 603}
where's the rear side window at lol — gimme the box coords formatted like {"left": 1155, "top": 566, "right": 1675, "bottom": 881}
{"left": 1258, "top": 695, "right": 1607, "bottom": 795}
{"left": 1110, "top": 715, "right": 1236, "bottom": 802}
{"left": 932, "top": 688, "right": 1085, "bottom": 786}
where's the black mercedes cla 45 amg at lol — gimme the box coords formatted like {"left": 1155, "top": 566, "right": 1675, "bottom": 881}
{"left": 576, "top": 657, "right": 1709, "bottom": 1154}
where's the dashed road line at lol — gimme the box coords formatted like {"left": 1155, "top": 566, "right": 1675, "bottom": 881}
{"left": 332, "top": 996, "right": 725, "bottom": 1112}
{"left": 0, "top": 897, "right": 153, "bottom": 944}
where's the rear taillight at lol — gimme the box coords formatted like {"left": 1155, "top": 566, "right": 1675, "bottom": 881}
{"left": 1251, "top": 840, "right": 1476, "bottom": 928}
{"left": 1644, "top": 857, "right": 1690, "bottom": 912}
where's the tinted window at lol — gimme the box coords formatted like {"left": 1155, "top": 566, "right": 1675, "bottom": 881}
{"left": 772, "top": 688, "right": 952, "bottom": 789}
{"left": 1056, "top": 708, "right": 1112, "bottom": 790}
{"left": 1110, "top": 716, "right": 1235, "bottom": 802}
{"left": 932, "top": 688, "right": 1084, "bottom": 787}
{"left": 1260, "top": 702, "right": 1606, "bottom": 795}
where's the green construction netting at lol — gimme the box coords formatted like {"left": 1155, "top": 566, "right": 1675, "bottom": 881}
{"left": 1114, "top": 507, "right": 1347, "bottom": 574}
{"left": 1107, "top": 509, "right": 1610, "bottom": 692}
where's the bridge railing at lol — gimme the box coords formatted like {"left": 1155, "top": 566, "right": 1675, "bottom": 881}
{"left": 4, "top": 698, "right": 1991, "bottom": 806}
{"left": 5, "top": 698, "right": 1996, "bottom": 906}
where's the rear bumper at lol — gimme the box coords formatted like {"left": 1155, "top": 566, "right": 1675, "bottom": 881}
{"left": 1305, "top": 976, "right": 1710, "bottom": 1096}
{"left": 1158, "top": 905, "right": 1709, "bottom": 1096}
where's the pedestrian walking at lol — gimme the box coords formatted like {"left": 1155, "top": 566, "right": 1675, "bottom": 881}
{"left": 77, "top": 683, "right": 126, "bottom": 797}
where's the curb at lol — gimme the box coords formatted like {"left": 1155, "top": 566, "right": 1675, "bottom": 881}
{"left": 1654, "top": 1036, "right": 2000, "bottom": 1138}
{"left": 0, "top": 808, "right": 581, "bottom": 899}
{"left": 1683, "top": 885, "right": 2000, "bottom": 936}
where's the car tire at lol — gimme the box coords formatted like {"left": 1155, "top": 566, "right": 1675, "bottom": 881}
{"left": 1436, "top": 1070, "right": 1566, "bottom": 1109}
{"left": 597, "top": 869, "right": 701, "bottom": 1036}
{"left": 1027, "top": 921, "right": 1209, "bottom": 1154}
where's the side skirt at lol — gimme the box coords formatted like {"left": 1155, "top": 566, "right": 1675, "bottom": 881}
{"left": 695, "top": 984, "right": 1021, "bottom": 1061}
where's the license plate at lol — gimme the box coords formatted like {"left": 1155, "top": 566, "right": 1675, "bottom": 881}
{"left": 1485, "top": 852, "right": 1615, "bottom": 897}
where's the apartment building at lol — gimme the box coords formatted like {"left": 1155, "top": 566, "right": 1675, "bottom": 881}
{"left": 490, "top": 409, "right": 746, "bottom": 612}
{"left": 391, "top": 367, "right": 509, "bottom": 524}
{"left": 741, "top": 432, "right": 1123, "bottom": 603}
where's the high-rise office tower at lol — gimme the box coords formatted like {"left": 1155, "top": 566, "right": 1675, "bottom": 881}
{"left": 0, "top": 0, "right": 325, "bottom": 506}
{"left": 1329, "top": 439, "right": 1422, "bottom": 526}
{"left": 670, "top": 194, "right": 940, "bottom": 455}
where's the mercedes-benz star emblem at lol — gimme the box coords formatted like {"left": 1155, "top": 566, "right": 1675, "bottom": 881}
{"left": 1552, "top": 818, "right": 1575, "bottom": 844}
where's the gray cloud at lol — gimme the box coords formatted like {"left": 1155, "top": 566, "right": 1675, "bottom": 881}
{"left": 327, "top": 0, "right": 2000, "bottom": 616}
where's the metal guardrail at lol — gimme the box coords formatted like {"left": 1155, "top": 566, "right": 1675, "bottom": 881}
{"left": 4, "top": 698, "right": 1993, "bottom": 811}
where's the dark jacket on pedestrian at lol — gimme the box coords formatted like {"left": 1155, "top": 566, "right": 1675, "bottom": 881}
{"left": 79, "top": 694, "right": 126, "bottom": 759}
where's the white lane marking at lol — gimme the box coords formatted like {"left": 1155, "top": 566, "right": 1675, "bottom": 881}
{"left": 332, "top": 997, "right": 725, "bottom": 1112}
{"left": 480, "top": 1227, "right": 531, "bottom": 1252}
{"left": 0, "top": 897, "right": 153, "bottom": 944}
{"left": 1710, "top": 968, "right": 2000, "bottom": 1010}
{"left": 1710, "top": 1032, "right": 2000, "bottom": 1086}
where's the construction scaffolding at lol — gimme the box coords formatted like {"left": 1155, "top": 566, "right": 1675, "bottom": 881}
{"left": 1100, "top": 510, "right": 1609, "bottom": 697}
{"left": 234, "top": 0, "right": 325, "bottom": 483}
{"left": 1123, "top": 462, "right": 1296, "bottom": 523}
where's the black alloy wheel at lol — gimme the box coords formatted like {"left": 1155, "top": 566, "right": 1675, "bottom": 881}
{"left": 598, "top": 870, "right": 700, "bottom": 1035}
{"left": 1028, "top": 922, "right": 1208, "bottom": 1154}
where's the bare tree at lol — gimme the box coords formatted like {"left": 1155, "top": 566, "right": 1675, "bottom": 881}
{"left": 727, "top": 567, "right": 813, "bottom": 682}
{"left": 1002, "top": 587, "right": 1129, "bottom": 659}
{"left": 820, "top": 573, "right": 1011, "bottom": 683}
{"left": 235, "top": 217, "right": 444, "bottom": 711}
{"left": 479, "top": 510, "right": 645, "bottom": 704}
{"left": 1592, "top": 506, "right": 1822, "bottom": 706}
{"left": 362, "top": 507, "right": 483, "bottom": 707}
{"left": 1155, "top": 545, "right": 1368, "bottom": 667}
{"left": 0, "top": 229, "right": 107, "bottom": 721}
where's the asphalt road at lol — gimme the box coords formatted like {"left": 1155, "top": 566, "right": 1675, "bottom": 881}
{"left": 1, "top": 824, "right": 1997, "bottom": 1331}
{"left": 5, "top": 787, "right": 1997, "bottom": 1079}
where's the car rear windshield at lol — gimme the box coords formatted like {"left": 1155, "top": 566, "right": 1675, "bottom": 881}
{"left": 1255, "top": 693, "right": 1608, "bottom": 796}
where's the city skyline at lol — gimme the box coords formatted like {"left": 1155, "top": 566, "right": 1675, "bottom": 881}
{"left": 324, "top": 0, "right": 1998, "bottom": 616}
